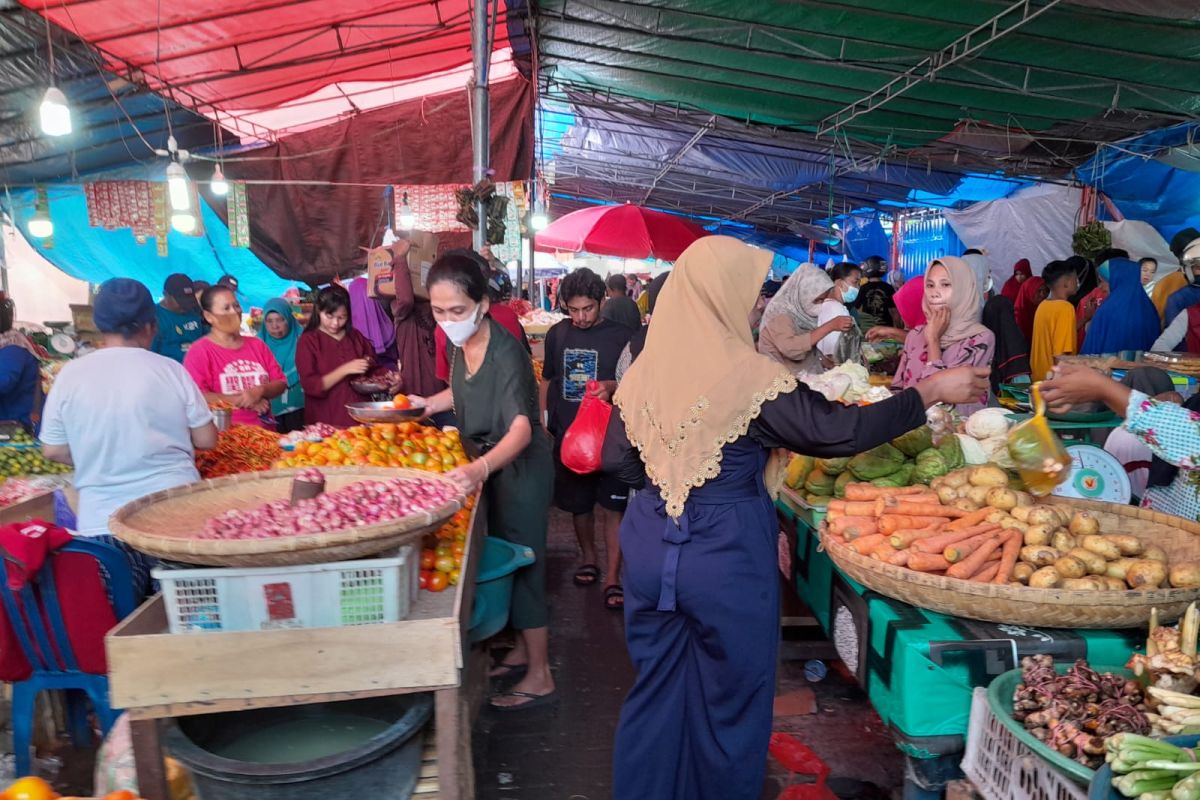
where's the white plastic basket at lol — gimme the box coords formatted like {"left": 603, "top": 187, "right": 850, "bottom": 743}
{"left": 153, "top": 546, "right": 417, "bottom": 634}
{"left": 961, "top": 688, "right": 1088, "bottom": 800}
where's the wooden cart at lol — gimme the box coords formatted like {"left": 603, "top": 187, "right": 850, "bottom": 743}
{"left": 105, "top": 498, "right": 487, "bottom": 800}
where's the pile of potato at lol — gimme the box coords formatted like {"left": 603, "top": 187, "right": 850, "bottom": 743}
{"left": 931, "top": 466, "right": 1196, "bottom": 591}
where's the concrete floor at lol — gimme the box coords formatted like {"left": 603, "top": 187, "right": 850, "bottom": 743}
{"left": 473, "top": 509, "right": 905, "bottom": 799}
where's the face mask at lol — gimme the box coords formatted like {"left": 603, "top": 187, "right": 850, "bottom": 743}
{"left": 841, "top": 284, "right": 859, "bottom": 304}
{"left": 210, "top": 312, "right": 242, "bottom": 335}
{"left": 439, "top": 305, "right": 482, "bottom": 347}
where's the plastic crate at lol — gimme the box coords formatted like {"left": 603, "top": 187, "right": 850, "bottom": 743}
{"left": 154, "top": 547, "right": 417, "bottom": 634}
{"left": 961, "top": 688, "right": 1087, "bottom": 800}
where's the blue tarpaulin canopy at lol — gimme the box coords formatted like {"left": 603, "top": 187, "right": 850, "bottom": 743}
{"left": 8, "top": 185, "right": 297, "bottom": 305}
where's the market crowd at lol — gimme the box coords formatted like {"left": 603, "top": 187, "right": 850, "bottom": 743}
{"left": 18, "top": 227, "right": 1200, "bottom": 799}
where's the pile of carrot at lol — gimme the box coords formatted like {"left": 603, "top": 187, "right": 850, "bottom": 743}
{"left": 824, "top": 483, "right": 1022, "bottom": 585}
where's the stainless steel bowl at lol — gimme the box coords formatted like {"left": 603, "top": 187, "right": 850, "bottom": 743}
{"left": 345, "top": 401, "right": 426, "bottom": 424}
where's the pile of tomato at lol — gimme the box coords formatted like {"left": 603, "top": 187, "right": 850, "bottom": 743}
{"left": 276, "top": 422, "right": 469, "bottom": 473}
{"left": 418, "top": 500, "right": 474, "bottom": 593}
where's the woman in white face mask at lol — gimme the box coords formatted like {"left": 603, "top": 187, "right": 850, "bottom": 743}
{"left": 413, "top": 252, "right": 558, "bottom": 711}
{"left": 814, "top": 262, "right": 864, "bottom": 369}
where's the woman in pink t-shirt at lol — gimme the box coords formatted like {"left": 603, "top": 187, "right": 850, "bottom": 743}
{"left": 184, "top": 286, "right": 287, "bottom": 428}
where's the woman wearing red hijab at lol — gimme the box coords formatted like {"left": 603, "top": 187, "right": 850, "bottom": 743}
{"left": 1014, "top": 274, "right": 1049, "bottom": 343}
{"left": 1001, "top": 259, "right": 1032, "bottom": 301}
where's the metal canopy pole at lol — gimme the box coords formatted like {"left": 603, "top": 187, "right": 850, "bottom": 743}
{"left": 471, "top": 0, "right": 491, "bottom": 251}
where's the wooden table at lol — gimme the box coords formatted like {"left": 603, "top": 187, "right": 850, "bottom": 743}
{"left": 106, "top": 499, "right": 486, "bottom": 800}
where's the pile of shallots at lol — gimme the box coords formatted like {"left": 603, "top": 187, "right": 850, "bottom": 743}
{"left": 201, "top": 474, "right": 458, "bottom": 539}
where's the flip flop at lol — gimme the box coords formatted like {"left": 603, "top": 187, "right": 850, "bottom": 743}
{"left": 573, "top": 563, "right": 600, "bottom": 586}
{"left": 489, "top": 662, "right": 528, "bottom": 683}
{"left": 490, "top": 689, "right": 559, "bottom": 712}
{"left": 603, "top": 584, "right": 624, "bottom": 610}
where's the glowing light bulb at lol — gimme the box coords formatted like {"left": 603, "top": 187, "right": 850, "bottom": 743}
{"left": 210, "top": 165, "right": 229, "bottom": 196}
{"left": 39, "top": 87, "right": 71, "bottom": 137}
{"left": 166, "top": 161, "right": 191, "bottom": 212}
{"left": 171, "top": 212, "right": 197, "bottom": 234}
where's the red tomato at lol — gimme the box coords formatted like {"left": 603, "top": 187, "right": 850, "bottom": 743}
{"left": 428, "top": 572, "right": 449, "bottom": 592}
{"left": 451, "top": 541, "right": 466, "bottom": 558}
{"left": 434, "top": 555, "right": 455, "bottom": 574}
{"left": 420, "top": 549, "right": 436, "bottom": 570}
{"left": 419, "top": 570, "right": 432, "bottom": 590}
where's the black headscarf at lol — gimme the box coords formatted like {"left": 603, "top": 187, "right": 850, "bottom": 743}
{"left": 1067, "top": 255, "right": 1096, "bottom": 307}
{"left": 981, "top": 295, "right": 1031, "bottom": 395}
{"left": 628, "top": 272, "right": 669, "bottom": 363}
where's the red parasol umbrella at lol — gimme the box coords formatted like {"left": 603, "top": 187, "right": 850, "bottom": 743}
{"left": 534, "top": 204, "right": 710, "bottom": 261}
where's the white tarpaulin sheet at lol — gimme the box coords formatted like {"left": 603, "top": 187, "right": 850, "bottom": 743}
{"left": 1103, "top": 219, "right": 1180, "bottom": 279}
{"left": 945, "top": 184, "right": 1081, "bottom": 286}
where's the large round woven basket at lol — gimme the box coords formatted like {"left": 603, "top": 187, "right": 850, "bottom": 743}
{"left": 823, "top": 496, "right": 1200, "bottom": 629}
{"left": 108, "top": 467, "right": 465, "bottom": 567}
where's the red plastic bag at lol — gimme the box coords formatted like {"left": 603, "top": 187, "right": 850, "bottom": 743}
{"left": 561, "top": 381, "right": 612, "bottom": 475}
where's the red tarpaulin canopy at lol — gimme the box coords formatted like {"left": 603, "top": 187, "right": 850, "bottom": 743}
{"left": 22, "top": 0, "right": 510, "bottom": 136}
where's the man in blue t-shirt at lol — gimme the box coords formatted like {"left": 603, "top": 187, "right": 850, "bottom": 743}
{"left": 151, "top": 273, "right": 204, "bottom": 363}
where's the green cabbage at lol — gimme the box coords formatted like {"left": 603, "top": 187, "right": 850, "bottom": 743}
{"left": 815, "top": 456, "right": 851, "bottom": 476}
{"left": 891, "top": 426, "right": 934, "bottom": 458}
{"left": 913, "top": 449, "right": 949, "bottom": 483}
{"left": 847, "top": 443, "right": 905, "bottom": 481}
{"left": 937, "top": 435, "right": 965, "bottom": 471}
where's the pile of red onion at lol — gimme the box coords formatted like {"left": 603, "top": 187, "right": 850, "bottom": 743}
{"left": 201, "top": 473, "right": 458, "bottom": 539}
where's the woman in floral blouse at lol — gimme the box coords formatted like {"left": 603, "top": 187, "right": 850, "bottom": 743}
{"left": 1043, "top": 365, "right": 1200, "bottom": 522}
{"left": 892, "top": 257, "right": 994, "bottom": 415}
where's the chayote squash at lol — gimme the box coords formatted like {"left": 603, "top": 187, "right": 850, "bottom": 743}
{"left": 871, "top": 463, "right": 914, "bottom": 488}
{"left": 847, "top": 443, "right": 905, "bottom": 481}
{"left": 891, "top": 425, "right": 934, "bottom": 458}
{"left": 834, "top": 470, "right": 854, "bottom": 498}
{"left": 785, "top": 454, "right": 815, "bottom": 490}
{"left": 815, "top": 456, "right": 851, "bottom": 476}
{"left": 804, "top": 468, "right": 836, "bottom": 496}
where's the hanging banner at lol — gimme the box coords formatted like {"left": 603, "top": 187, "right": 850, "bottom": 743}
{"left": 228, "top": 182, "right": 251, "bottom": 249}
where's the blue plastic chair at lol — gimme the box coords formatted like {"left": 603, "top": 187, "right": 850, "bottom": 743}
{"left": 0, "top": 537, "right": 136, "bottom": 776}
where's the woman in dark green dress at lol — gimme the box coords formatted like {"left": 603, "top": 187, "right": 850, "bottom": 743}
{"left": 415, "top": 252, "right": 557, "bottom": 711}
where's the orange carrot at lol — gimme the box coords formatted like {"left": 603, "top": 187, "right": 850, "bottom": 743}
{"left": 850, "top": 534, "right": 886, "bottom": 555}
{"left": 944, "top": 531, "right": 1003, "bottom": 563}
{"left": 871, "top": 541, "right": 899, "bottom": 561}
{"left": 891, "top": 501, "right": 967, "bottom": 519}
{"left": 887, "top": 548, "right": 911, "bottom": 567}
{"left": 945, "top": 507, "right": 993, "bottom": 531}
{"left": 878, "top": 515, "right": 951, "bottom": 535}
{"left": 840, "top": 501, "right": 880, "bottom": 518}
{"left": 827, "top": 500, "right": 848, "bottom": 516}
{"left": 879, "top": 493, "right": 939, "bottom": 510}
{"left": 844, "top": 484, "right": 928, "bottom": 501}
{"left": 830, "top": 516, "right": 877, "bottom": 535}
{"left": 843, "top": 525, "right": 878, "bottom": 542}
{"left": 971, "top": 563, "right": 1001, "bottom": 582}
{"left": 907, "top": 552, "right": 951, "bottom": 572}
{"left": 914, "top": 524, "right": 998, "bottom": 554}
{"left": 993, "top": 530, "right": 1023, "bottom": 585}
{"left": 888, "top": 527, "right": 938, "bottom": 549}
{"left": 946, "top": 536, "right": 1003, "bottom": 580}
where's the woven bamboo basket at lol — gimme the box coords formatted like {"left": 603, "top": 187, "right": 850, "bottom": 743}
{"left": 108, "top": 467, "right": 465, "bottom": 567}
{"left": 823, "top": 496, "right": 1200, "bottom": 629}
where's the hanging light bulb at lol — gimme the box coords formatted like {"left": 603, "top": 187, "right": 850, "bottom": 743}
{"left": 166, "top": 161, "right": 191, "bottom": 212}
{"left": 210, "top": 164, "right": 229, "bottom": 196}
{"left": 531, "top": 199, "right": 549, "bottom": 232}
{"left": 398, "top": 192, "right": 415, "bottom": 230}
{"left": 170, "top": 212, "right": 197, "bottom": 234}
{"left": 28, "top": 207, "right": 53, "bottom": 239}
{"left": 39, "top": 86, "right": 72, "bottom": 137}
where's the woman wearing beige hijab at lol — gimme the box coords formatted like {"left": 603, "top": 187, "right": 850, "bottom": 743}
{"left": 893, "top": 257, "right": 995, "bottom": 414}
{"left": 601, "top": 237, "right": 988, "bottom": 800}
{"left": 757, "top": 263, "right": 853, "bottom": 373}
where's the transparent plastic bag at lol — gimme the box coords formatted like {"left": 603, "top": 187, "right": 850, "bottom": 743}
{"left": 1006, "top": 383, "right": 1071, "bottom": 496}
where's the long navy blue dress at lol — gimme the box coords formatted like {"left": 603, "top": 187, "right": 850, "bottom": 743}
{"left": 602, "top": 385, "right": 926, "bottom": 800}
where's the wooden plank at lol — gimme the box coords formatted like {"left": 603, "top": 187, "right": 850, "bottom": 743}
{"left": 124, "top": 684, "right": 457, "bottom": 721}
{"left": 109, "top": 597, "right": 462, "bottom": 708}
{"left": 434, "top": 688, "right": 461, "bottom": 800}
{"left": 453, "top": 494, "right": 486, "bottom": 664}
{"left": 130, "top": 719, "right": 169, "bottom": 800}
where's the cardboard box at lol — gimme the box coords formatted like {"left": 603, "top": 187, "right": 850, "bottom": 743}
{"left": 367, "top": 231, "right": 440, "bottom": 300}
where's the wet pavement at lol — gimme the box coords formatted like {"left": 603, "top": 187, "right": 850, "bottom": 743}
{"left": 473, "top": 510, "right": 905, "bottom": 799}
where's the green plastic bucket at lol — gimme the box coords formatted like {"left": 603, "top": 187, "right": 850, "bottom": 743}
{"left": 468, "top": 537, "right": 535, "bottom": 643}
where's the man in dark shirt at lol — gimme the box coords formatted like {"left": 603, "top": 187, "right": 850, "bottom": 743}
{"left": 540, "top": 268, "right": 632, "bottom": 608}
{"left": 600, "top": 273, "right": 643, "bottom": 332}
{"left": 852, "top": 255, "right": 902, "bottom": 333}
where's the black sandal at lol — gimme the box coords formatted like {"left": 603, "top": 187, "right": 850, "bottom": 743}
{"left": 489, "top": 662, "right": 528, "bottom": 683}
{"left": 573, "top": 563, "right": 600, "bottom": 586}
{"left": 604, "top": 584, "right": 624, "bottom": 610}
